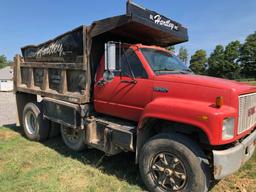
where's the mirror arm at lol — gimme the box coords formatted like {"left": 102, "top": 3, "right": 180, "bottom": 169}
{"left": 97, "top": 79, "right": 106, "bottom": 87}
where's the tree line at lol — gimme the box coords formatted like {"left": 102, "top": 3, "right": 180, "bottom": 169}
{"left": 175, "top": 31, "right": 256, "bottom": 79}
{"left": 0, "top": 55, "right": 12, "bottom": 69}
{"left": 1, "top": 32, "right": 256, "bottom": 78}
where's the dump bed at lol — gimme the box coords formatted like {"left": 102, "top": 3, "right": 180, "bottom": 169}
{"left": 15, "top": 26, "right": 88, "bottom": 104}
{"left": 14, "top": 1, "right": 188, "bottom": 104}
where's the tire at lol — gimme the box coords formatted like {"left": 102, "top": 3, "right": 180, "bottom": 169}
{"left": 139, "top": 133, "right": 210, "bottom": 192}
{"left": 22, "top": 102, "right": 50, "bottom": 141}
{"left": 60, "top": 125, "right": 86, "bottom": 151}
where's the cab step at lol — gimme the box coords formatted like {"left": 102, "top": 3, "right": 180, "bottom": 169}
{"left": 85, "top": 115, "right": 136, "bottom": 155}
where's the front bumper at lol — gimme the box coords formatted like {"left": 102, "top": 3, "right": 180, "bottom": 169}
{"left": 213, "top": 128, "right": 256, "bottom": 180}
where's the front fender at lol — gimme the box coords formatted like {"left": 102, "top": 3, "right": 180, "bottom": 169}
{"left": 138, "top": 97, "right": 237, "bottom": 145}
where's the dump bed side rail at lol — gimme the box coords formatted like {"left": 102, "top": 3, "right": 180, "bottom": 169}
{"left": 13, "top": 55, "right": 88, "bottom": 104}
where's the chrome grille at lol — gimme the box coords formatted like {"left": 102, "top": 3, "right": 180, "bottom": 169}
{"left": 238, "top": 93, "right": 256, "bottom": 134}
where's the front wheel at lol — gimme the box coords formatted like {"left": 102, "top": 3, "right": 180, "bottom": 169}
{"left": 139, "top": 133, "right": 210, "bottom": 192}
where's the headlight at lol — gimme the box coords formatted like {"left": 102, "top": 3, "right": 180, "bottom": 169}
{"left": 222, "top": 117, "right": 235, "bottom": 140}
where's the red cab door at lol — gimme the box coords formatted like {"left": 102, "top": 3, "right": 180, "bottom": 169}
{"left": 94, "top": 48, "right": 153, "bottom": 121}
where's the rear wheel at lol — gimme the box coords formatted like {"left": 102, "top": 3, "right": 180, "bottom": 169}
{"left": 22, "top": 102, "right": 50, "bottom": 141}
{"left": 60, "top": 125, "right": 86, "bottom": 151}
{"left": 139, "top": 133, "right": 210, "bottom": 192}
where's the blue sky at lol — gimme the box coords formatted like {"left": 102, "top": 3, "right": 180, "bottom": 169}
{"left": 0, "top": 0, "right": 256, "bottom": 60}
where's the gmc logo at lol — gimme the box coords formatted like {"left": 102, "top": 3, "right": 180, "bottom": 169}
{"left": 248, "top": 106, "right": 256, "bottom": 116}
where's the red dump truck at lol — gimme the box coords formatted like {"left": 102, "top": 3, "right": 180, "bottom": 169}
{"left": 13, "top": 1, "right": 256, "bottom": 192}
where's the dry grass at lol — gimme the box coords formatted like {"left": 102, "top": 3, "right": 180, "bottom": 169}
{"left": 0, "top": 129, "right": 19, "bottom": 139}
{"left": 0, "top": 126, "right": 255, "bottom": 192}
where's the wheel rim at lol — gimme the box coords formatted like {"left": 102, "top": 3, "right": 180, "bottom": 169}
{"left": 150, "top": 152, "right": 187, "bottom": 191}
{"left": 62, "top": 126, "right": 81, "bottom": 144}
{"left": 25, "top": 111, "right": 37, "bottom": 135}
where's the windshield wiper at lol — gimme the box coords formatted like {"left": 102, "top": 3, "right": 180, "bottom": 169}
{"left": 154, "top": 68, "right": 176, "bottom": 72}
{"left": 182, "top": 68, "right": 192, "bottom": 72}
{"left": 180, "top": 69, "right": 194, "bottom": 74}
{"left": 154, "top": 68, "right": 191, "bottom": 74}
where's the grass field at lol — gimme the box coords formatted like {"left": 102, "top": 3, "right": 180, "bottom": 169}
{"left": 0, "top": 126, "right": 255, "bottom": 192}
{"left": 238, "top": 80, "right": 256, "bottom": 86}
{"left": 250, "top": 81, "right": 256, "bottom": 85}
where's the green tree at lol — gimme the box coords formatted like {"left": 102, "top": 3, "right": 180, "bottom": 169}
{"left": 178, "top": 46, "right": 188, "bottom": 65}
{"left": 223, "top": 40, "right": 241, "bottom": 79}
{"left": 207, "top": 45, "right": 226, "bottom": 78}
{"left": 189, "top": 49, "right": 207, "bottom": 74}
{"left": 240, "top": 32, "right": 256, "bottom": 77}
{"left": 166, "top": 46, "right": 175, "bottom": 53}
{"left": 0, "top": 54, "right": 8, "bottom": 69}
{"left": 208, "top": 42, "right": 241, "bottom": 79}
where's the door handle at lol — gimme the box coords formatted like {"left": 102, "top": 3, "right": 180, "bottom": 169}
{"left": 121, "top": 79, "right": 137, "bottom": 84}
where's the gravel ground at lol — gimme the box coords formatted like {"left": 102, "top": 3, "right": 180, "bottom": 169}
{"left": 0, "top": 92, "right": 16, "bottom": 126}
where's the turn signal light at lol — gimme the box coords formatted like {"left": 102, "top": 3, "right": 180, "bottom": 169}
{"left": 216, "top": 96, "right": 224, "bottom": 108}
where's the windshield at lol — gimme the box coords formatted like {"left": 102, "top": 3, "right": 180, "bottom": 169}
{"left": 140, "top": 48, "right": 191, "bottom": 75}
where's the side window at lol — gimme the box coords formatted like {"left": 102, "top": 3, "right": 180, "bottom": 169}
{"left": 116, "top": 48, "right": 147, "bottom": 79}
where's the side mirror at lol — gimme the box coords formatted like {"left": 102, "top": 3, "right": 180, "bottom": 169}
{"left": 103, "top": 42, "right": 117, "bottom": 82}
{"left": 105, "top": 42, "right": 116, "bottom": 71}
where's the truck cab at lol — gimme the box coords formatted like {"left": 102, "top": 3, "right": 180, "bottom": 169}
{"left": 14, "top": 1, "right": 256, "bottom": 192}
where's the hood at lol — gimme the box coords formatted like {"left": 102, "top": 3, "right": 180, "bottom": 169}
{"left": 154, "top": 74, "right": 256, "bottom": 95}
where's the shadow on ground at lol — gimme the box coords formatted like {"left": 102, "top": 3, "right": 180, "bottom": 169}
{"left": 3, "top": 124, "right": 145, "bottom": 190}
